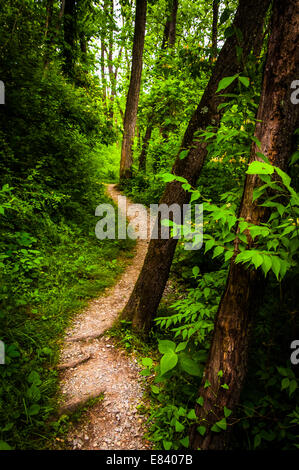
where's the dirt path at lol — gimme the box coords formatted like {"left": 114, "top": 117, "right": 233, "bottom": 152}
{"left": 58, "top": 184, "right": 151, "bottom": 450}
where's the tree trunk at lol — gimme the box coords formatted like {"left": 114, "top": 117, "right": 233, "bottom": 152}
{"left": 162, "top": 0, "right": 178, "bottom": 49}
{"left": 62, "top": 0, "right": 77, "bottom": 78}
{"left": 190, "top": 0, "right": 299, "bottom": 450}
{"left": 101, "top": 40, "right": 107, "bottom": 110}
{"left": 43, "top": 0, "right": 54, "bottom": 68}
{"left": 211, "top": 0, "right": 219, "bottom": 59}
{"left": 120, "top": 0, "right": 271, "bottom": 332}
{"left": 119, "top": 0, "right": 147, "bottom": 180}
{"left": 138, "top": 125, "right": 152, "bottom": 171}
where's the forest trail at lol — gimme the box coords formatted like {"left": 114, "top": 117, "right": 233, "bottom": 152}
{"left": 57, "top": 184, "right": 151, "bottom": 450}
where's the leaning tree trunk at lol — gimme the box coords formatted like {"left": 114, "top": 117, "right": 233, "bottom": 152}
{"left": 211, "top": 0, "right": 219, "bottom": 59}
{"left": 120, "top": 0, "right": 271, "bottom": 332}
{"left": 119, "top": 0, "right": 147, "bottom": 180}
{"left": 190, "top": 0, "right": 299, "bottom": 450}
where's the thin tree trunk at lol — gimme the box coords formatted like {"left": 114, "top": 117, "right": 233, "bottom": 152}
{"left": 138, "top": 125, "right": 152, "bottom": 171}
{"left": 101, "top": 40, "right": 107, "bottom": 109}
{"left": 120, "top": 0, "right": 147, "bottom": 180}
{"left": 62, "top": 0, "right": 77, "bottom": 78}
{"left": 43, "top": 0, "right": 54, "bottom": 68}
{"left": 211, "top": 0, "right": 219, "bottom": 59}
{"left": 120, "top": 0, "right": 271, "bottom": 331}
{"left": 190, "top": 0, "right": 299, "bottom": 450}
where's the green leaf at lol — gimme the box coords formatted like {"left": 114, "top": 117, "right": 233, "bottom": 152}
{"left": 238, "top": 76, "right": 250, "bottom": 87}
{"left": 215, "top": 417, "right": 227, "bottom": 430}
{"left": 216, "top": 75, "right": 238, "bottom": 93}
{"left": 205, "top": 239, "right": 215, "bottom": 253}
{"left": 161, "top": 173, "right": 176, "bottom": 183}
{"left": 160, "top": 351, "right": 178, "bottom": 375}
{"left": 213, "top": 245, "right": 224, "bottom": 258}
{"left": 290, "top": 150, "right": 299, "bottom": 165}
{"left": 142, "top": 357, "right": 153, "bottom": 367}
{"left": 179, "top": 150, "right": 189, "bottom": 160}
{"left": 197, "top": 425, "right": 206, "bottom": 436}
{"left": 221, "top": 383, "right": 229, "bottom": 390}
{"left": 175, "top": 341, "right": 187, "bottom": 353}
{"left": 211, "top": 423, "right": 221, "bottom": 432}
{"left": 224, "top": 406, "right": 232, "bottom": 418}
{"left": 0, "top": 441, "right": 12, "bottom": 450}
{"left": 151, "top": 385, "right": 160, "bottom": 394}
{"left": 175, "top": 420, "right": 185, "bottom": 432}
{"left": 289, "top": 379, "right": 297, "bottom": 396}
{"left": 252, "top": 253, "right": 264, "bottom": 269}
{"left": 247, "top": 161, "right": 274, "bottom": 175}
{"left": 196, "top": 396, "right": 204, "bottom": 406}
{"left": 163, "top": 440, "right": 172, "bottom": 450}
{"left": 192, "top": 266, "right": 200, "bottom": 277}
{"left": 179, "top": 354, "right": 202, "bottom": 377}
{"left": 271, "top": 256, "right": 281, "bottom": 280}
{"left": 261, "top": 255, "right": 272, "bottom": 276}
{"left": 28, "top": 404, "right": 40, "bottom": 416}
{"left": 281, "top": 377, "right": 290, "bottom": 390}
{"left": 187, "top": 409, "right": 197, "bottom": 420}
{"left": 27, "top": 371, "right": 42, "bottom": 386}
{"left": 158, "top": 339, "right": 176, "bottom": 354}
{"left": 204, "top": 380, "right": 211, "bottom": 388}
{"left": 180, "top": 436, "right": 189, "bottom": 448}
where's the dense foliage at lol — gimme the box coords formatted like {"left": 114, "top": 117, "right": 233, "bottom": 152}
{"left": 0, "top": 0, "right": 298, "bottom": 452}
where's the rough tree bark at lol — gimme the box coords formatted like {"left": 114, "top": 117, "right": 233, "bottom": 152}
{"left": 119, "top": 0, "right": 147, "bottom": 180}
{"left": 190, "top": 0, "right": 299, "bottom": 450}
{"left": 211, "top": 0, "right": 219, "bottom": 59}
{"left": 120, "top": 0, "right": 271, "bottom": 331}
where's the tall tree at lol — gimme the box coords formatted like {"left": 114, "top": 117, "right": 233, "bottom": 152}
{"left": 190, "top": 0, "right": 299, "bottom": 450}
{"left": 119, "top": 0, "right": 147, "bottom": 180}
{"left": 62, "top": 0, "right": 77, "bottom": 78}
{"left": 120, "top": 0, "right": 271, "bottom": 331}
